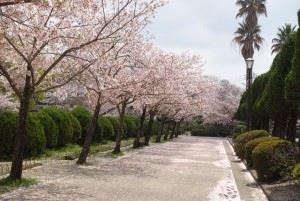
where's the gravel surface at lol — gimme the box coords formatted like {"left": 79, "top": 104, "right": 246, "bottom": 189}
{"left": 0, "top": 136, "right": 267, "bottom": 201}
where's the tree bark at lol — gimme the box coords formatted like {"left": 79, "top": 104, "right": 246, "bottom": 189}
{"left": 175, "top": 120, "right": 183, "bottom": 138}
{"left": 144, "top": 111, "right": 155, "bottom": 146}
{"left": 133, "top": 107, "right": 146, "bottom": 148}
{"left": 9, "top": 75, "right": 32, "bottom": 180}
{"left": 113, "top": 102, "right": 126, "bottom": 154}
{"left": 287, "top": 107, "right": 297, "bottom": 142}
{"left": 170, "top": 122, "right": 176, "bottom": 139}
{"left": 77, "top": 96, "right": 101, "bottom": 165}
{"left": 272, "top": 118, "right": 280, "bottom": 137}
{"left": 156, "top": 117, "right": 165, "bottom": 143}
{"left": 164, "top": 121, "right": 171, "bottom": 141}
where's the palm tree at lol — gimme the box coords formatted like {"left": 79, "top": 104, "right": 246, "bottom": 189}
{"left": 236, "top": 0, "right": 267, "bottom": 30}
{"left": 233, "top": 22, "right": 264, "bottom": 60}
{"left": 272, "top": 24, "right": 297, "bottom": 54}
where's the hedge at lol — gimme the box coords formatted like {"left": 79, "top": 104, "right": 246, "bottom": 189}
{"left": 124, "top": 116, "right": 138, "bottom": 138}
{"left": 0, "top": 111, "right": 18, "bottom": 160}
{"left": 64, "top": 111, "right": 82, "bottom": 144}
{"left": 252, "top": 140, "right": 297, "bottom": 181}
{"left": 244, "top": 137, "right": 280, "bottom": 167}
{"left": 107, "top": 116, "right": 127, "bottom": 140}
{"left": 25, "top": 113, "right": 47, "bottom": 156}
{"left": 42, "top": 107, "right": 73, "bottom": 147}
{"left": 97, "top": 117, "right": 114, "bottom": 141}
{"left": 37, "top": 111, "right": 59, "bottom": 148}
{"left": 234, "top": 130, "right": 269, "bottom": 159}
{"left": 292, "top": 164, "right": 300, "bottom": 183}
{"left": 71, "top": 106, "right": 92, "bottom": 144}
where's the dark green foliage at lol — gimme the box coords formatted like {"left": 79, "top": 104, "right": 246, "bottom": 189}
{"left": 0, "top": 111, "right": 18, "bottom": 160}
{"left": 286, "top": 12, "right": 300, "bottom": 104}
{"left": 96, "top": 117, "right": 114, "bottom": 141}
{"left": 37, "top": 111, "right": 59, "bottom": 148}
{"left": 71, "top": 106, "right": 92, "bottom": 144}
{"left": 25, "top": 113, "right": 47, "bottom": 156}
{"left": 234, "top": 130, "right": 269, "bottom": 159}
{"left": 261, "top": 36, "right": 295, "bottom": 119}
{"left": 232, "top": 125, "right": 247, "bottom": 138}
{"left": 42, "top": 107, "right": 73, "bottom": 147}
{"left": 64, "top": 112, "right": 82, "bottom": 144}
{"left": 252, "top": 140, "right": 297, "bottom": 181}
{"left": 191, "top": 124, "right": 232, "bottom": 137}
{"left": 244, "top": 137, "right": 280, "bottom": 167}
{"left": 124, "top": 115, "right": 138, "bottom": 138}
{"left": 107, "top": 116, "right": 127, "bottom": 139}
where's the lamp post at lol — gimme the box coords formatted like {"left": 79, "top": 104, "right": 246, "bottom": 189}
{"left": 246, "top": 58, "right": 254, "bottom": 131}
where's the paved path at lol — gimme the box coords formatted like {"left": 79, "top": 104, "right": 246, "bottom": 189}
{"left": 0, "top": 136, "right": 267, "bottom": 201}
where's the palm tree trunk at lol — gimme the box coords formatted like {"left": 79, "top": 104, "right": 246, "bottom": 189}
{"left": 77, "top": 96, "right": 101, "bottom": 165}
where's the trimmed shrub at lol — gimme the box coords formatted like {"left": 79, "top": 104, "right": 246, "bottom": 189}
{"left": 64, "top": 112, "right": 82, "bottom": 144}
{"left": 234, "top": 130, "right": 269, "bottom": 159}
{"left": 37, "top": 111, "right": 59, "bottom": 148}
{"left": 244, "top": 137, "right": 280, "bottom": 167}
{"left": 71, "top": 106, "right": 92, "bottom": 144}
{"left": 107, "top": 116, "right": 127, "bottom": 140}
{"left": 94, "top": 117, "right": 114, "bottom": 142}
{"left": 292, "top": 164, "right": 300, "bottom": 183}
{"left": 42, "top": 107, "right": 73, "bottom": 147}
{"left": 0, "top": 111, "right": 18, "bottom": 160}
{"left": 25, "top": 113, "right": 47, "bottom": 156}
{"left": 191, "top": 124, "right": 232, "bottom": 137}
{"left": 252, "top": 140, "right": 297, "bottom": 181}
{"left": 124, "top": 115, "right": 138, "bottom": 138}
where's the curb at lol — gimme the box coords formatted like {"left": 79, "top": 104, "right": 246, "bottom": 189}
{"left": 227, "top": 138, "right": 271, "bottom": 201}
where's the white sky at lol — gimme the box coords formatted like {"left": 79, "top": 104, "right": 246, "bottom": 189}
{"left": 148, "top": 0, "right": 300, "bottom": 88}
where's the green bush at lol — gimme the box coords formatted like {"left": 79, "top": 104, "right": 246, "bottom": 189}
{"left": 234, "top": 130, "right": 269, "bottom": 159}
{"left": 252, "top": 140, "right": 297, "bottom": 181}
{"left": 25, "top": 113, "right": 47, "bottom": 156}
{"left": 233, "top": 125, "right": 247, "bottom": 135}
{"left": 107, "top": 116, "right": 127, "bottom": 140}
{"left": 0, "top": 111, "right": 18, "bottom": 160}
{"left": 244, "top": 137, "right": 280, "bottom": 167}
{"left": 37, "top": 111, "right": 59, "bottom": 148}
{"left": 42, "top": 107, "right": 73, "bottom": 147}
{"left": 71, "top": 106, "right": 92, "bottom": 144}
{"left": 94, "top": 117, "right": 114, "bottom": 142}
{"left": 292, "top": 164, "right": 300, "bottom": 183}
{"left": 64, "top": 112, "right": 82, "bottom": 144}
{"left": 124, "top": 116, "right": 138, "bottom": 138}
{"left": 191, "top": 124, "right": 232, "bottom": 137}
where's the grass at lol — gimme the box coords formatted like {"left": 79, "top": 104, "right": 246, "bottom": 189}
{"left": 35, "top": 138, "right": 135, "bottom": 160}
{"left": 0, "top": 177, "right": 37, "bottom": 195}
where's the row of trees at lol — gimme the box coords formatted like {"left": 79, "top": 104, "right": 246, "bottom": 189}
{"left": 0, "top": 0, "right": 242, "bottom": 181}
{"left": 236, "top": 10, "right": 300, "bottom": 142}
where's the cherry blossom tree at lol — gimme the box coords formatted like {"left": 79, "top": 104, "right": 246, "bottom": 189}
{"left": 0, "top": 0, "right": 166, "bottom": 180}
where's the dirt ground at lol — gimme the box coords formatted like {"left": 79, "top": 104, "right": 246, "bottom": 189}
{"left": 0, "top": 136, "right": 268, "bottom": 201}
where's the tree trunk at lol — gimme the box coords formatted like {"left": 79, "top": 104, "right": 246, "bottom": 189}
{"left": 279, "top": 116, "right": 288, "bottom": 139}
{"left": 272, "top": 118, "right": 280, "bottom": 137}
{"left": 144, "top": 111, "right": 155, "bottom": 146}
{"left": 77, "top": 97, "right": 101, "bottom": 165}
{"left": 133, "top": 107, "right": 146, "bottom": 148}
{"left": 170, "top": 122, "right": 176, "bottom": 139}
{"left": 10, "top": 75, "right": 32, "bottom": 180}
{"left": 175, "top": 120, "right": 183, "bottom": 138}
{"left": 287, "top": 107, "right": 297, "bottom": 142}
{"left": 114, "top": 102, "right": 126, "bottom": 154}
{"left": 164, "top": 122, "right": 171, "bottom": 141}
{"left": 156, "top": 117, "right": 165, "bottom": 143}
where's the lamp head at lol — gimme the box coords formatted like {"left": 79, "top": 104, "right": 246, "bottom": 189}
{"left": 246, "top": 58, "right": 254, "bottom": 69}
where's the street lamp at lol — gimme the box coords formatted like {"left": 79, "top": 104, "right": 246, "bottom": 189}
{"left": 246, "top": 58, "right": 254, "bottom": 131}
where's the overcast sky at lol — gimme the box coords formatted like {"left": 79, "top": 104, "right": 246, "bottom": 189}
{"left": 148, "top": 0, "right": 300, "bottom": 88}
